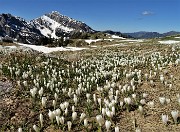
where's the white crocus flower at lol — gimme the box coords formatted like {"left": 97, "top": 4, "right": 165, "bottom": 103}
{"left": 60, "top": 103, "right": 65, "bottom": 111}
{"left": 55, "top": 108, "right": 61, "bottom": 116}
{"left": 48, "top": 110, "right": 55, "bottom": 122}
{"left": 162, "top": 114, "right": 168, "bottom": 125}
{"left": 105, "top": 120, "right": 111, "bottom": 131}
{"left": 30, "top": 87, "right": 37, "bottom": 98}
{"left": 171, "top": 110, "right": 179, "bottom": 124}
{"left": 159, "top": 97, "right": 166, "bottom": 105}
{"left": 147, "top": 101, "right": 154, "bottom": 108}
{"left": 96, "top": 115, "right": 104, "bottom": 126}
{"left": 140, "top": 99, "right": 146, "bottom": 105}
{"left": 166, "top": 98, "right": 170, "bottom": 104}
{"left": 120, "top": 101, "right": 124, "bottom": 107}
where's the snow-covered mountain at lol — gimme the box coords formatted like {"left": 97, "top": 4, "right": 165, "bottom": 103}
{"left": 0, "top": 13, "right": 42, "bottom": 43}
{"left": 0, "top": 11, "right": 95, "bottom": 43}
{"left": 31, "top": 11, "right": 95, "bottom": 38}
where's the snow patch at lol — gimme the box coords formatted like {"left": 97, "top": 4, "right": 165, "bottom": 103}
{"left": 85, "top": 39, "right": 102, "bottom": 44}
{"left": 16, "top": 43, "right": 87, "bottom": 53}
{"left": 175, "top": 37, "right": 180, "bottom": 39}
{"left": 159, "top": 40, "right": 180, "bottom": 44}
{"left": 120, "top": 39, "right": 144, "bottom": 42}
{"left": 111, "top": 35, "right": 126, "bottom": 39}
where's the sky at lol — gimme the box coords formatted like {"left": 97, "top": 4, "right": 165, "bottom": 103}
{"left": 0, "top": 0, "right": 180, "bottom": 33}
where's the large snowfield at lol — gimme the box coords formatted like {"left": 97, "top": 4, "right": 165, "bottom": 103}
{"left": 16, "top": 43, "right": 87, "bottom": 53}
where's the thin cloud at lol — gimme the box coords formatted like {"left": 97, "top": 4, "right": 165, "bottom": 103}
{"left": 142, "top": 11, "right": 154, "bottom": 16}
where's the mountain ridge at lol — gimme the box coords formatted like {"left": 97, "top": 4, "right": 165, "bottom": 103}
{"left": 124, "top": 31, "right": 180, "bottom": 39}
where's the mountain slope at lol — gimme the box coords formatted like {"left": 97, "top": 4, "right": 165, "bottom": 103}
{"left": 0, "top": 13, "right": 43, "bottom": 43}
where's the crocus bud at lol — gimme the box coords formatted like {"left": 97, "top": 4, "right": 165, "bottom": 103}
{"left": 60, "top": 116, "right": 64, "bottom": 124}
{"left": 112, "top": 106, "right": 115, "bottom": 116}
{"left": 93, "top": 94, "right": 97, "bottom": 104}
{"left": 115, "top": 126, "right": 119, "bottom": 132}
{"left": 41, "top": 97, "right": 47, "bottom": 108}
{"left": 73, "top": 95, "right": 78, "bottom": 106}
{"left": 98, "top": 98, "right": 101, "bottom": 106}
{"left": 65, "top": 108, "right": 68, "bottom": 116}
{"left": 80, "top": 113, "right": 86, "bottom": 122}
{"left": 72, "top": 112, "right": 77, "bottom": 121}
{"left": 84, "top": 118, "right": 88, "bottom": 127}
{"left": 138, "top": 106, "right": 143, "bottom": 115}
{"left": 54, "top": 93, "right": 58, "bottom": 101}
{"left": 18, "top": 128, "right": 22, "bottom": 132}
{"left": 39, "top": 113, "right": 43, "bottom": 128}
{"left": 72, "top": 105, "right": 75, "bottom": 112}
{"left": 102, "top": 108, "right": 105, "bottom": 117}
{"left": 67, "top": 121, "right": 72, "bottom": 131}
{"left": 33, "top": 125, "right": 39, "bottom": 132}
{"left": 53, "top": 100, "right": 56, "bottom": 109}
{"left": 86, "top": 93, "right": 90, "bottom": 100}
{"left": 38, "top": 87, "right": 43, "bottom": 97}
{"left": 56, "top": 116, "right": 60, "bottom": 125}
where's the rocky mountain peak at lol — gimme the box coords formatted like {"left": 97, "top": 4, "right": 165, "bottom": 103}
{"left": 31, "top": 11, "right": 95, "bottom": 38}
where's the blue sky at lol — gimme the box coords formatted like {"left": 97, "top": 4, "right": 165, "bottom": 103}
{"left": 0, "top": 0, "right": 179, "bottom": 33}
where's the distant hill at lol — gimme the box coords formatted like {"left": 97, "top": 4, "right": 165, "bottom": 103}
{"left": 102, "top": 30, "right": 133, "bottom": 38}
{"left": 124, "top": 31, "right": 180, "bottom": 39}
